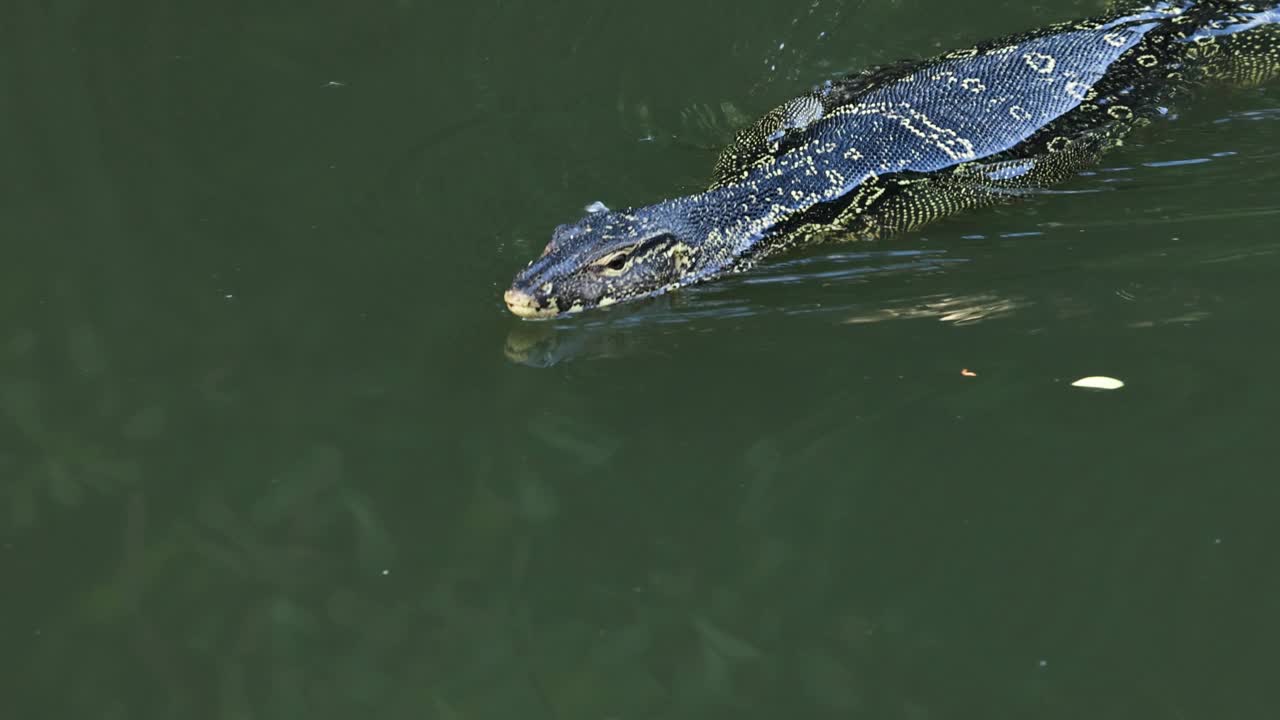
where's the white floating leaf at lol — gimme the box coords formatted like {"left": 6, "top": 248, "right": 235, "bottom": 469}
{"left": 1071, "top": 376, "right": 1124, "bottom": 390}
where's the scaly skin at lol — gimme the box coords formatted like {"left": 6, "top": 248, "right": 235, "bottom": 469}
{"left": 504, "top": 1, "right": 1280, "bottom": 318}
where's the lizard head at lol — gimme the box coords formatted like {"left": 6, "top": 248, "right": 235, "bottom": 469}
{"left": 504, "top": 200, "right": 712, "bottom": 319}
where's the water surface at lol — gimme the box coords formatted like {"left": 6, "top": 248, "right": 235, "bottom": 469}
{"left": 4, "top": 0, "right": 1280, "bottom": 718}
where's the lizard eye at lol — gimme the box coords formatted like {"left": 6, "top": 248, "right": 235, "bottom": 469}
{"left": 593, "top": 247, "right": 635, "bottom": 274}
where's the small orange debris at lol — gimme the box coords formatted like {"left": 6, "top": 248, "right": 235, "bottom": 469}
{"left": 961, "top": 368, "right": 977, "bottom": 377}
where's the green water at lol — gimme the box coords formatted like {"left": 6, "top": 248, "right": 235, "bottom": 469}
{"left": 5, "top": 0, "right": 1280, "bottom": 717}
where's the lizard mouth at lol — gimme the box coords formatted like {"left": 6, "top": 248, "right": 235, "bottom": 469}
{"left": 503, "top": 288, "right": 560, "bottom": 319}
